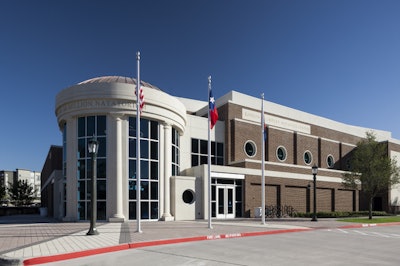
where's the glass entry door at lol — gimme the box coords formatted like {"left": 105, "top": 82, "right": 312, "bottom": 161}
{"left": 216, "top": 185, "right": 235, "bottom": 219}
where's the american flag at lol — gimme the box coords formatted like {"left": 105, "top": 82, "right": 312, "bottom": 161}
{"left": 136, "top": 85, "right": 144, "bottom": 113}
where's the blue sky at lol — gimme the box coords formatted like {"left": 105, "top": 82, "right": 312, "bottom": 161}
{"left": 1, "top": 0, "right": 400, "bottom": 171}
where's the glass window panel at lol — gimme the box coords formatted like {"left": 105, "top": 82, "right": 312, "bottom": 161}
{"left": 97, "top": 159, "right": 106, "bottom": 179}
{"left": 87, "top": 116, "right": 95, "bottom": 136}
{"left": 129, "top": 202, "right": 136, "bottom": 220}
{"left": 141, "top": 160, "right": 149, "bottom": 179}
{"left": 151, "top": 202, "right": 158, "bottom": 219}
{"left": 129, "top": 139, "right": 136, "bottom": 158}
{"left": 97, "top": 201, "right": 106, "bottom": 220}
{"left": 141, "top": 202, "right": 149, "bottom": 219}
{"left": 200, "top": 156, "right": 208, "bottom": 165}
{"left": 150, "top": 121, "right": 158, "bottom": 140}
{"left": 211, "top": 157, "right": 216, "bottom": 165}
{"left": 128, "top": 180, "right": 136, "bottom": 200}
{"left": 217, "top": 157, "right": 224, "bottom": 165}
{"left": 97, "top": 180, "right": 106, "bottom": 200}
{"left": 211, "top": 142, "right": 216, "bottom": 156}
{"left": 217, "top": 143, "right": 223, "bottom": 157}
{"left": 97, "top": 137, "right": 106, "bottom": 157}
{"left": 236, "top": 186, "right": 242, "bottom": 201}
{"left": 78, "top": 181, "right": 86, "bottom": 200}
{"left": 212, "top": 185, "right": 216, "bottom": 201}
{"left": 78, "top": 117, "right": 85, "bottom": 137}
{"left": 235, "top": 202, "right": 242, "bottom": 217}
{"left": 172, "top": 148, "right": 176, "bottom": 163}
{"left": 78, "top": 202, "right": 86, "bottom": 220}
{"left": 212, "top": 202, "right": 216, "bottom": 217}
{"left": 140, "top": 119, "right": 149, "bottom": 138}
{"left": 140, "top": 140, "right": 148, "bottom": 158}
{"left": 77, "top": 159, "right": 85, "bottom": 179}
{"left": 129, "top": 117, "right": 136, "bottom": 137}
{"left": 151, "top": 161, "right": 158, "bottom": 180}
{"left": 151, "top": 181, "right": 158, "bottom": 200}
{"left": 78, "top": 138, "right": 86, "bottom": 159}
{"left": 150, "top": 141, "right": 158, "bottom": 160}
{"left": 192, "top": 139, "right": 198, "bottom": 153}
{"left": 191, "top": 155, "right": 198, "bottom": 167}
{"left": 129, "top": 160, "right": 136, "bottom": 179}
{"left": 141, "top": 181, "right": 149, "bottom": 200}
{"left": 200, "top": 140, "right": 207, "bottom": 154}
{"left": 97, "top": 116, "right": 106, "bottom": 136}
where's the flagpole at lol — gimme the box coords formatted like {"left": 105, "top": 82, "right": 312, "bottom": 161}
{"left": 136, "top": 51, "right": 142, "bottom": 233}
{"left": 208, "top": 76, "right": 213, "bottom": 229}
{"left": 261, "top": 93, "right": 266, "bottom": 225}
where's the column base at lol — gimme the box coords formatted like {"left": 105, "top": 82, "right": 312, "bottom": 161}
{"left": 109, "top": 217, "right": 125, "bottom": 223}
{"left": 62, "top": 216, "right": 77, "bottom": 222}
{"left": 160, "top": 213, "right": 174, "bottom": 221}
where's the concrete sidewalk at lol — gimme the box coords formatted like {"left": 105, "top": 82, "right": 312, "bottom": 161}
{"left": 0, "top": 215, "right": 356, "bottom": 265}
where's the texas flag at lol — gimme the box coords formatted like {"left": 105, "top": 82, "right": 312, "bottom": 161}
{"left": 209, "top": 89, "right": 218, "bottom": 129}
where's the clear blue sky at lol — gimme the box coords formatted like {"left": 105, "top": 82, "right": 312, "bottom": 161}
{"left": 1, "top": 0, "right": 400, "bottom": 172}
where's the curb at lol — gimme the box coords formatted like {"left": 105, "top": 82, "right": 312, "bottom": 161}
{"left": 23, "top": 228, "right": 311, "bottom": 265}
{"left": 338, "top": 221, "right": 400, "bottom": 229}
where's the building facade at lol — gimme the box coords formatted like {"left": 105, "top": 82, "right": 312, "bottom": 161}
{"left": 40, "top": 145, "right": 63, "bottom": 219}
{"left": 54, "top": 76, "right": 400, "bottom": 222}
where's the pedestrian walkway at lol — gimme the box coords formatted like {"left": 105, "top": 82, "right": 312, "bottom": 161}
{"left": 0, "top": 215, "right": 360, "bottom": 266}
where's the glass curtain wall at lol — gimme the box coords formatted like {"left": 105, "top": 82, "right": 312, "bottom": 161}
{"left": 77, "top": 116, "right": 107, "bottom": 220}
{"left": 172, "top": 128, "right": 180, "bottom": 176}
{"left": 128, "top": 117, "right": 159, "bottom": 220}
{"left": 191, "top": 138, "right": 224, "bottom": 166}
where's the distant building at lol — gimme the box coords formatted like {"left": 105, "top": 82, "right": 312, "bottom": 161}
{"left": 0, "top": 169, "right": 41, "bottom": 205}
{"left": 53, "top": 76, "right": 400, "bottom": 222}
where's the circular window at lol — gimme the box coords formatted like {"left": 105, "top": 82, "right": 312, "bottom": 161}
{"left": 327, "top": 155, "right": 335, "bottom": 168}
{"left": 276, "top": 146, "right": 287, "bottom": 162}
{"left": 244, "top": 140, "right": 257, "bottom": 157}
{"left": 303, "top": 151, "right": 313, "bottom": 165}
{"left": 182, "top": 189, "right": 195, "bottom": 204}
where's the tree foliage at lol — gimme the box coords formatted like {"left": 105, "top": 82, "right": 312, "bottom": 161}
{"left": 343, "top": 131, "right": 400, "bottom": 219}
{"left": 0, "top": 184, "right": 6, "bottom": 202}
{"left": 7, "top": 180, "right": 36, "bottom": 206}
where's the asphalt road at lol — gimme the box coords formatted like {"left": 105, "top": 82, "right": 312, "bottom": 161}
{"left": 44, "top": 225, "right": 400, "bottom": 266}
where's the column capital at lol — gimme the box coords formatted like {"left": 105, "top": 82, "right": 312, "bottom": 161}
{"left": 110, "top": 113, "right": 126, "bottom": 120}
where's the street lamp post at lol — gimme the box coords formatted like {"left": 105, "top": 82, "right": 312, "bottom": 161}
{"left": 87, "top": 137, "right": 99, "bottom": 235}
{"left": 311, "top": 164, "right": 318, "bottom": 222}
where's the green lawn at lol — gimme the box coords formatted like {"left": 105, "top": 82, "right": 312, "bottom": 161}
{"left": 338, "top": 216, "right": 400, "bottom": 224}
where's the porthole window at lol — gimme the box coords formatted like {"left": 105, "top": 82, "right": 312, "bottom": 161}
{"left": 182, "top": 189, "right": 195, "bottom": 204}
{"left": 327, "top": 155, "right": 335, "bottom": 168}
{"left": 303, "top": 151, "right": 313, "bottom": 165}
{"left": 244, "top": 140, "right": 257, "bottom": 157}
{"left": 276, "top": 146, "right": 287, "bottom": 162}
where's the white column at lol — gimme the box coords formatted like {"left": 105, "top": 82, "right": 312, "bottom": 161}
{"left": 158, "top": 124, "right": 165, "bottom": 217}
{"left": 110, "top": 114, "right": 125, "bottom": 222}
{"left": 64, "top": 118, "right": 78, "bottom": 221}
{"left": 161, "top": 123, "right": 174, "bottom": 221}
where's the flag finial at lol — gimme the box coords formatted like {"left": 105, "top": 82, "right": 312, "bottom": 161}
{"left": 136, "top": 51, "right": 140, "bottom": 60}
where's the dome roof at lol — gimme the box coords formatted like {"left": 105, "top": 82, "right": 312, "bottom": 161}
{"left": 78, "top": 76, "right": 161, "bottom": 90}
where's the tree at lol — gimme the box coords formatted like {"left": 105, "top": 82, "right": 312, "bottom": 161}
{"left": 343, "top": 131, "right": 400, "bottom": 219}
{"left": 7, "top": 180, "right": 36, "bottom": 206}
{"left": 0, "top": 184, "right": 6, "bottom": 204}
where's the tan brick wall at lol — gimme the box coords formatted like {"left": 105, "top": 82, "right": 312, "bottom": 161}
{"left": 216, "top": 102, "right": 397, "bottom": 215}
{"left": 336, "top": 189, "right": 354, "bottom": 211}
